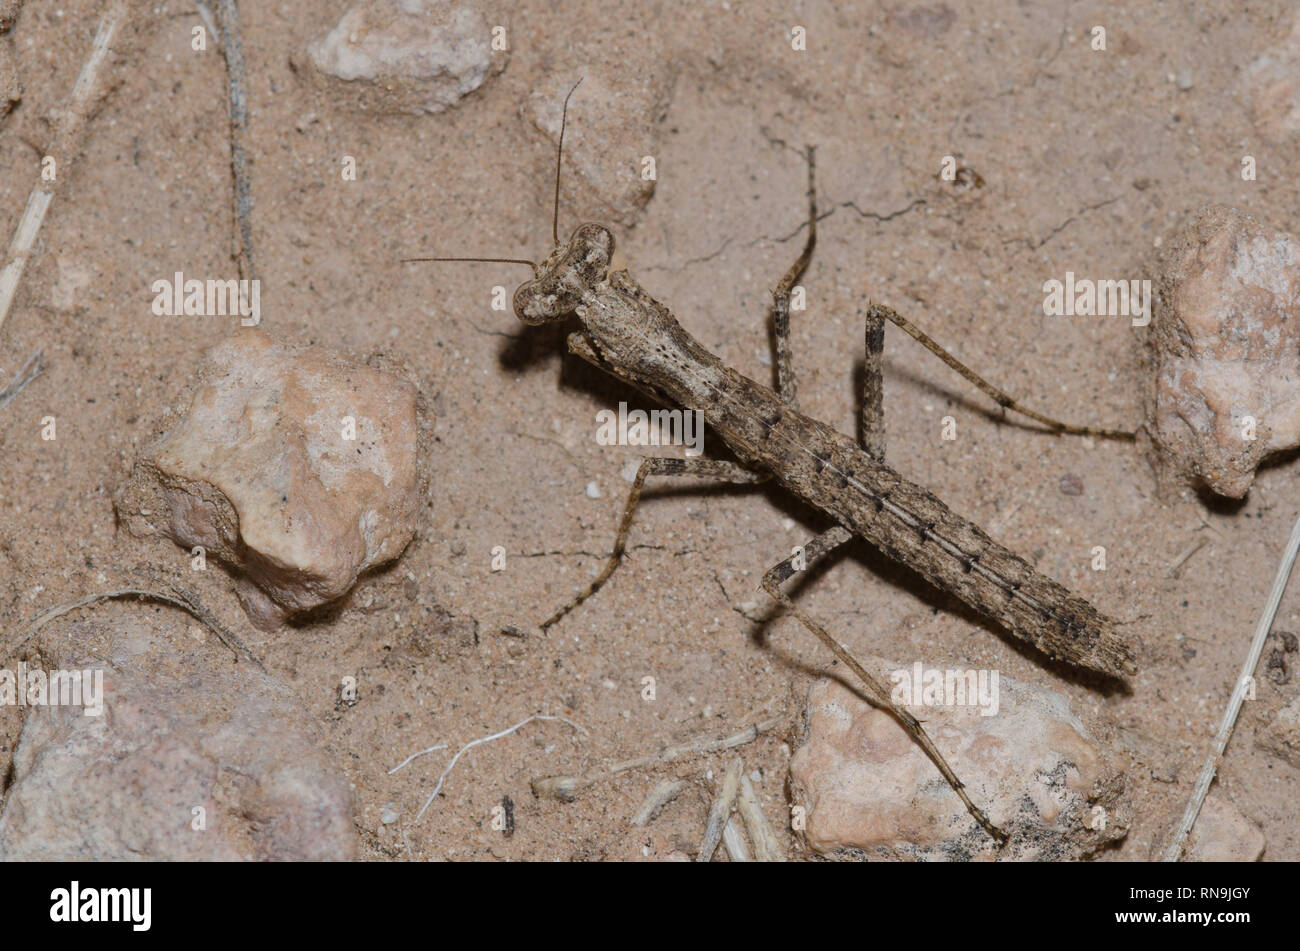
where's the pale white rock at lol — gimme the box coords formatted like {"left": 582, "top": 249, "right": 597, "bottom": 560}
{"left": 51, "top": 255, "right": 92, "bottom": 313}
{"left": 116, "top": 328, "right": 422, "bottom": 629}
{"left": 1183, "top": 792, "right": 1265, "bottom": 862}
{"left": 1144, "top": 205, "right": 1300, "bottom": 497}
{"left": 1257, "top": 695, "right": 1300, "bottom": 769}
{"left": 0, "top": 615, "right": 357, "bottom": 861}
{"left": 307, "top": 0, "right": 506, "bottom": 115}
{"left": 790, "top": 666, "right": 1128, "bottom": 860}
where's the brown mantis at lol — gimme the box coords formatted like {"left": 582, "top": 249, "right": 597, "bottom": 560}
{"left": 408, "top": 82, "right": 1136, "bottom": 845}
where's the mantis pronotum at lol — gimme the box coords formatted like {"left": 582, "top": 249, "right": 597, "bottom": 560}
{"left": 408, "top": 82, "right": 1135, "bottom": 844}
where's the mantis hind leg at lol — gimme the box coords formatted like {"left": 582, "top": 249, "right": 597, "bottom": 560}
{"left": 760, "top": 529, "right": 1009, "bottom": 845}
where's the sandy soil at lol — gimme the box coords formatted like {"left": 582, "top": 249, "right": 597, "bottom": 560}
{"left": 1, "top": 0, "right": 1298, "bottom": 861}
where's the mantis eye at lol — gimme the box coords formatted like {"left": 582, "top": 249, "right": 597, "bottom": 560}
{"left": 513, "top": 279, "right": 563, "bottom": 325}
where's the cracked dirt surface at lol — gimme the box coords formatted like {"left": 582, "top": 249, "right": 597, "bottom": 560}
{"left": 1, "top": 0, "right": 1299, "bottom": 861}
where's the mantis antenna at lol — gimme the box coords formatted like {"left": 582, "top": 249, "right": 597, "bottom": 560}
{"left": 553, "top": 77, "right": 583, "bottom": 244}
{"left": 402, "top": 77, "right": 585, "bottom": 273}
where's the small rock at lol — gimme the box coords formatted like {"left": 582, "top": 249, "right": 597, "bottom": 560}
{"left": 886, "top": 3, "right": 957, "bottom": 39}
{"left": 1257, "top": 695, "right": 1300, "bottom": 769}
{"left": 1058, "top": 473, "right": 1084, "bottom": 496}
{"left": 585, "top": 480, "right": 601, "bottom": 499}
{"left": 116, "top": 328, "right": 423, "bottom": 629}
{"left": 0, "top": 0, "right": 21, "bottom": 33}
{"left": 51, "top": 256, "right": 92, "bottom": 313}
{"left": 306, "top": 0, "right": 506, "bottom": 116}
{"left": 1143, "top": 206, "right": 1300, "bottom": 497}
{"left": 380, "top": 803, "right": 399, "bottom": 825}
{"left": 521, "top": 60, "right": 675, "bottom": 227}
{"left": 1242, "top": 14, "right": 1300, "bottom": 143}
{"left": 790, "top": 667, "right": 1127, "bottom": 860}
{"left": 1175, "top": 69, "right": 1194, "bottom": 90}
{"left": 0, "top": 615, "right": 357, "bottom": 860}
{"left": 1182, "top": 792, "right": 1265, "bottom": 862}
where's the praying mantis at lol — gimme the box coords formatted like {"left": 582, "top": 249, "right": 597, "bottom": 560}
{"left": 407, "top": 81, "right": 1135, "bottom": 844}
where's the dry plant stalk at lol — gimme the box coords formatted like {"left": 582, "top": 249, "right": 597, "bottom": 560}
{"left": 722, "top": 817, "right": 750, "bottom": 862}
{"left": 630, "top": 778, "right": 686, "bottom": 827}
{"left": 195, "top": 0, "right": 257, "bottom": 283}
{"left": 532, "top": 715, "right": 782, "bottom": 801}
{"left": 3, "top": 583, "right": 260, "bottom": 670}
{"left": 388, "top": 714, "right": 587, "bottom": 820}
{"left": 699, "top": 757, "right": 743, "bottom": 861}
{"left": 737, "top": 772, "right": 786, "bottom": 861}
{"left": 1162, "top": 510, "right": 1300, "bottom": 861}
{"left": 0, "top": 1, "right": 127, "bottom": 338}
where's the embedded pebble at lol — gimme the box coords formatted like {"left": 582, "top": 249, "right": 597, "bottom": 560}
{"left": 51, "top": 256, "right": 92, "bottom": 313}
{"left": 307, "top": 0, "right": 506, "bottom": 115}
{"left": 1257, "top": 695, "right": 1300, "bottom": 769}
{"left": 380, "top": 803, "right": 400, "bottom": 825}
{"left": 1143, "top": 205, "right": 1300, "bottom": 497}
{"left": 521, "top": 57, "right": 675, "bottom": 226}
{"left": 0, "top": 614, "right": 356, "bottom": 861}
{"left": 790, "top": 667, "right": 1128, "bottom": 860}
{"left": 116, "top": 328, "right": 423, "bottom": 629}
{"left": 1181, "top": 792, "right": 1265, "bottom": 862}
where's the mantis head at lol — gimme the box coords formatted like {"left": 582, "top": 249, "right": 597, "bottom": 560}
{"left": 405, "top": 78, "right": 612, "bottom": 326}
{"left": 511, "top": 222, "right": 613, "bottom": 325}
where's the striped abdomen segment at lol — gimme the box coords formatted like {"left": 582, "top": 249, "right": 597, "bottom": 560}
{"left": 711, "top": 370, "right": 1135, "bottom": 678}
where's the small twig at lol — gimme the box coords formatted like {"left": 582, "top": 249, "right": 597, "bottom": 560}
{"left": 532, "top": 713, "right": 782, "bottom": 801}
{"left": 141, "top": 570, "right": 263, "bottom": 669}
{"left": 1162, "top": 510, "right": 1300, "bottom": 861}
{"left": 699, "top": 757, "right": 743, "bottom": 861}
{"left": 387, "top": 743, "right": 448, "bottom": 775}
{"left": 737, "top": 772, "right": 786, "bottom": 861}
{"left": 411, "top": 714, "right": 587, "bottom": 820}
{"left": 1166, "top": 535, "right": 1209, "bottom": 579}
{"left": 0, "top": 190, "right": 50, "bottom": 338}
{"left": 3, "top": 585, "right": 263, "bottom": 670}
{"left": 191, "top": 0, "right": 220, "bottom": 50}
{"left": 630, "top": 778, "right": 686, "bottom": 827}
{"left": 722, "top": 816, "right": 751, "bottom": 862}
{"left": 211, "top": 0, "right": 257, "bottom": 286}
{"left": 0, "top": 349, "right": 41, "bottom": 410}
{"left": 0, "top": 1, "right": 127, "bottom": 339}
